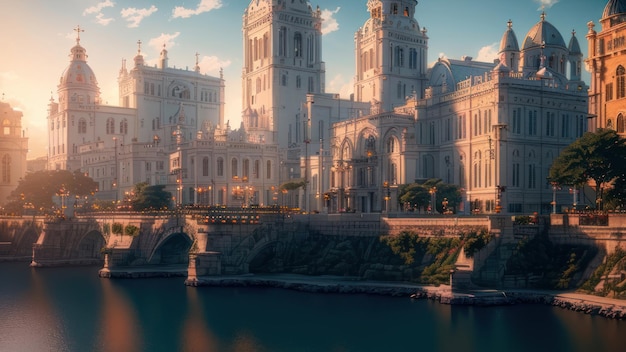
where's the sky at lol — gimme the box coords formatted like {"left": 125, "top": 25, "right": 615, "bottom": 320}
{"left": 0, "top": 0, "right": 607, "bottom": 159}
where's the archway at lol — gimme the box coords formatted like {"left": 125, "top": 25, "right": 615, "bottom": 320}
{"left": 149, "top": 233, "right": 192, "bottom": 265}
{"left": 77, "top": 230, "right": 105, "bottom": 260}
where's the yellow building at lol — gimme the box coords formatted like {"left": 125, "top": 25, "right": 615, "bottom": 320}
{"left": 586, "top": 0, "right": 626, "bottom": 131}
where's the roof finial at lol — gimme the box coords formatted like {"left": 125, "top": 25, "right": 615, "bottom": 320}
{"left": 540, "top": 6, "right": 546, "bottom": 22}
{"left": 507, "top": 19, "right": 513, "bottom": 29}
{"left": 137, "top": 39, "right": 142, "bottom": 54}
{"left": 195, "top": 52, "right": 200, "bottom": 66}
{"left": 74, "top": 25, "right": 84, "bottom": 45}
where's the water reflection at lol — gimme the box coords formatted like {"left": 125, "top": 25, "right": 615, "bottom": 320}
{"left": 1, "top": 263, "right": 626, "bottom": 352}
{"left": 97, "top": 279, "right": 142, "bottom": 352}
{"left": 181, "top": 286, "right": 220, "bottom": 351}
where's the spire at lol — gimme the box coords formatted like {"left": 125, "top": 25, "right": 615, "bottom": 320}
{"left": 194, "top": 52, "right": 200, "bottom": 73}
{"left": 73, "top": 25, "right": 84, "bottom": 45}
{"left": 159, "top": 43, "right": 169, "bottom": 69}
{"left": 134, "top": 39, "right": 145, "bottom": 66}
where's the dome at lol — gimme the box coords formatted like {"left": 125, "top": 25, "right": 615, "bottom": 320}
{"left": 603, "top": 0, "right": 626, "bottom": 18}
{"left": 522, "top": 12, "right": 566, "bottom": 50}
{"left": 499, "top": 20, "right": 519, "bottom": 52}
{"left": 59, "top": 43, "right": 99, "bottom": 89}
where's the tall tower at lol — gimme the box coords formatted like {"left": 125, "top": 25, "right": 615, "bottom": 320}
{"left": 242, "top": 0, "right": 325, "bottom": 147}
{"left": 0, "top": 101, "right": 28, "bottom": 205}
{"left": 586, "top": 0, "right": 626, "bottom": 132}
{"left": 354, "top": 0, "right": 428, "bottom": 112}
{"left": 48, "top": 26, "right": 101, "bottom": 171}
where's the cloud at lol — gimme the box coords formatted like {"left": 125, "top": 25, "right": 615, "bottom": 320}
{"left": 321, "top": 7, "right": 341, "bottom": 35}
{"left": 95, "top": 13, "right": 115, "bottom": 26}
{"left": 327, "top": 74, "right": 353, "bottom": 99}
{"left": 172, "top": 0, "right": 222, "bottom": 19}
{"left": 83, "top": 0, "right": 115, "bottom": 16}
{"left": 121, "top": 5, "right": 158, "bottom": 28}
{"left": 83, "top": 0, "right": 116, "bottom": 26}
{"left": 535, "top": 0, "right": 559, "bottom": 10}
{"left": 148, "top": 32, "right": 181, "bottom": 53}
{"left": 198, "top": 56, "right": 232, "bottom": 75}
{"left": 476, "top": 43, "right": 499, "bottom": 63}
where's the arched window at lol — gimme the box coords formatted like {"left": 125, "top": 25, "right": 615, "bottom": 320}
{"left": 202, "top": 157, "right": 209, "bottom": 177}
{"left": 243, "top": 159, "right": 250, "bottom": 179}
{"left": 294, "top": 32, "right": 302, "bottom": 57}
{"left": 1, "top": 154, "right": 10, "bottom": 183}
{"left": 78, "top": 118, "right": 87, "bottom": 134}
{"left": 119, "top": 119, "right": 128, "bottom": 135}
{"left": 279, "top": 27, "right": 287, "bottom": 57}
{"left": 266, "top": 160, "right": 272, "bottom": 179}
{"left": 231, "top": 158, "right": 238, "bottom": 178}
{"left": 106, "top": 118, "right": 115, "bottom": 134}
{"left": 618, "top": 66, "right": 626, "bottom": 99}
{"left": 618, "top": 114, "right": 625, "bottom": 133}
{"left": 217, "top": 157, "right": 224, "bottom": 177}
{"left": 254, "top": 160, "right": 260, "bottom": 179}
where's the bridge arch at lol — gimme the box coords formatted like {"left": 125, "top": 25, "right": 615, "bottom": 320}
{"left": 247, "top": 240, "right": 281, "bottom": 273}
{"left": 148, "top": 231, "right": 193, "bottom": 265}
{"left": 76, "top": 229, "right": 106, "bottom": 260}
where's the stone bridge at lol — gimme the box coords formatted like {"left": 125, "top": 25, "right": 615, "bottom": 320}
{"left": 2, "top": 212, "right": 626, "bottom": 287}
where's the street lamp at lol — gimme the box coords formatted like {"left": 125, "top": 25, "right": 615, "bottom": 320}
{"left": 383, "top": 181, "right": 390, "bottom": 212}
{"left": 429, "top": 186, "right": 437, "bottom": 214}
{"left": 550, "top": 181, "right": 560, "bottom": 214}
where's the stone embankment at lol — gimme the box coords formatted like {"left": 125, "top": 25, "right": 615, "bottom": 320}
{"left": 187, "top": 275, "right": 626, "bottom": 320}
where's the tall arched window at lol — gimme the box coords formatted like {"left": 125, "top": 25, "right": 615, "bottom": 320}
{"left": 78, "top": 118, "right": 87, "bottom": 134}
{"left": 618, "top": 114, "right": 625, "bottom": 133}
{"left": 202, "top": 157, "right": 209, "bottom": 176}
{"left": 618, "top": 66, "right": 626, "bottom": 99}
{"left": 217, "top": 157, "right": 224, "bottom": 177}
{"left": 279, "top": 27, "right": 287, "bottom": 57}
{"left": 254, "top": 160, "right": 260, "bottom": 179}
{"left": 294, "top": 32, "right": 302, "bottom": 57}
{"left": 119, "top": 119, "right": 128, "bottom": 135}
{"left": 231, "top": 158, "right": 238, "bottom": 178}
{"left": 243, "top": 159, "right": 250, "bottom": 179}
{"left": 1, "top": 154, "right": 10, "bottom": 183}
{"left": 106, "top": 118, "right": 115, "bottom": 134}
{"left": 266, "top": 160, "right": 272, "bottom": 179}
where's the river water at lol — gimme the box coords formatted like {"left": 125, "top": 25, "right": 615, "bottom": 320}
{"left": 0, "top": 262, "right": 625, "bottom": 352}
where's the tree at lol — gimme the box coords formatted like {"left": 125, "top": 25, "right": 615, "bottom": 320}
{"left": 6, "top": 170, "right": 98, "bottom": 213}
{"left": 549, "top": 129, "right": 626, "bottom": 210}
{"left": 398, "top": 179, "right": 461, "bottom": 213}
{"left": 129, "top": 183, "right": 172, "bottom": 210}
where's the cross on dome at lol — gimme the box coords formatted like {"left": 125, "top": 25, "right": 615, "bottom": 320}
{"left": 74, "top": 25, "right": 84, "bottom": 45}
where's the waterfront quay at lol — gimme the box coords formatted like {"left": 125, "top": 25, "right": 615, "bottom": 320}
{"left": 1, "top": 208, "right": 626, "bottom": 318}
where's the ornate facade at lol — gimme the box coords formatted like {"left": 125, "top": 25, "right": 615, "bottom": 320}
{"left": 0, "top": 101, "right": 28, "bottom": 205}
{"left": 321, "top": 3, "right": 589, "bottom": 215}
{"left": 586, "top": 0, "right": 626, "bottom": 132}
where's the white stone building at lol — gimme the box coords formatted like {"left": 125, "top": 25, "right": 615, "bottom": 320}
{"left": 318, "top": 1, "right": 589, "bottom": 215}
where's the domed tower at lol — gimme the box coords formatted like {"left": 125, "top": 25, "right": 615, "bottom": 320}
{"left": 498, "top": 20, "right": 520, "bottom": 71}
{"left": 354, "top": 0, "right": 428, "bottom": 112}
{"left": 0, "top": 101, "right": 28, "bottom": 205}
{"left": 56, "top": 27, "right": 101, "bottom": 111}
{"left": 587, "top": 0, "right": 626, "bottom": 132}
{"left": 519, "top": 12, "right": 568, "bottom": 80}
{"left": 602, "top": 0, "right": 626, "bottom": 28}
{"left": 48, "top": 26, "right": 101, "bottom": 171}
{"left": 242, "top": 0, "right": 325, "bottom": 148}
